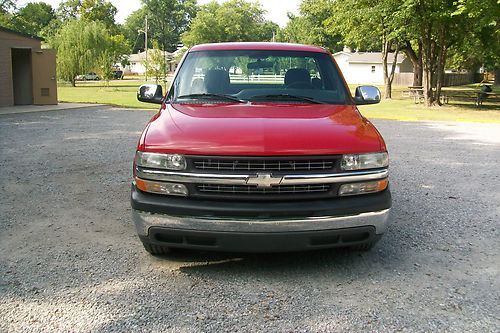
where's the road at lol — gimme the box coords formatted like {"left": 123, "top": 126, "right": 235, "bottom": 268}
{"left": 0, "top": 107, "right": 498, "bottom": 332}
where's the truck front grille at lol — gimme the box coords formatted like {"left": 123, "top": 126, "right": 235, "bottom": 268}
{"left": 191, "top": 157, "right": 338, "bottom": 172}
{"left": 197, "top": 184, "right": 331, "bottom": 195}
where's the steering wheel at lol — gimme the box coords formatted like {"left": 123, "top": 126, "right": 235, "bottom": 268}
{"left": 286, "top": 81, "right": 315, "bottom": 90}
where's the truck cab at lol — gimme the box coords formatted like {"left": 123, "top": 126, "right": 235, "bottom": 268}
{"left": 132, "top": 42, "right": 391, "bottom": 254}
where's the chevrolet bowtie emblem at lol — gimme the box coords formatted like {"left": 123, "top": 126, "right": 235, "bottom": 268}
{"left": 246, "top": 173, "right": 283, "bottom": 188}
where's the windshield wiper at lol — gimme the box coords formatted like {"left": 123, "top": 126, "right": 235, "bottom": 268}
{"left": 250, "top": 94, "right": 326, "bottom": 104}
{"left": 176, "top": 93, "right": 246, "bottom": 103}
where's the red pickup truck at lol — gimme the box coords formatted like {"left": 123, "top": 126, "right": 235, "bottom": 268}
{"left": 132, "top": 42, "right": 391, "bottom": 254}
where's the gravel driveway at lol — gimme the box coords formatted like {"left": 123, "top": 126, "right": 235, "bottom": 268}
{"left": 0, "top": 107, "right": 498, "bottom": 332}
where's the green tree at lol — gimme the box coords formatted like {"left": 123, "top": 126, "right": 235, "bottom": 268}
{"left": 450, "top": 0, "right": 500, "bottom": 83}
{"left": 397, "top": 0, "right": 469, "bottom": 105}
{"left": 287, "top": 0, "right": 343, "bottom": 51}
{"left": 0, "top": 0, "right": 16, "bottom": 29}
{"left": 182, "top": 0, "right": 278, "bottom": 46}
{"left": 96, "top": 34, "right": 130, "bottom": 83}
{"left": 56, "top": 0, "right": 81, "bottom": 20}
{"left": 142, "top": 0, "right": 197, "bottom": 52}
{"left": 14, "top": 2, "right": 56, "bottom": 37}
{"left": 49, "top": 19, "right": 127, "bottom": 86}
{"left": 276, "top": 14, "right": 317, "bottom": 46}
{"left": 146, "top": 40, "right": 169, "bottom": 84}
{"left": 56, "top": 0, "right": 117, "bottom": 31}
{"left": 318, "top": 0, "right": 403, "bottom": 98}
{"left": 80, "top": 0, "right": 117, "bottom": 31}
{"left": 141, "top": 0, "right": 196, "bottom": 80}
{"left": 122, "top": 7, "right": 147, "bottom": 53}
{"left": 0, "top": 0, "right": 16, "bottom": 13}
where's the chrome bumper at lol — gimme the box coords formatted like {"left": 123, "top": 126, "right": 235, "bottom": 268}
{"left": 133, "top": 208, "right": 390, "bottom": 237}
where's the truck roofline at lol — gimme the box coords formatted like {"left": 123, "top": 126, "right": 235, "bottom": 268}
{"left": 189, "top": 42, "right": 329, "bottom": 54}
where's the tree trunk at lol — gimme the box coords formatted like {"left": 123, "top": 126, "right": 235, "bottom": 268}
{"left": 495, "top": 68, "right": 500, "bottom": 85}
{"left": 414, "top": 42, "right": 423, "bottom": 87}
{"left": 402, "top": 41, "right": 423, "bottom": 87}
{"left": 435, "top": 27, "right": 447, "bottom": 106}
{"left": 384, "top": 43, "right": 400, "bottom": 99}
{"left": 71, "top": 77, "right": 76, "bottom": 87}
{"left": 382, "top": 37, "right": 390, "bottom": 99}
{"left": 382, "top": 36, "right": 399, "bottom": 99}
{"left": 421, "top": 25, "right": 437, "bottom": 106}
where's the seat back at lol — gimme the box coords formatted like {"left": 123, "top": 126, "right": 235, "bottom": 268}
{"left": 285, "top": 68, "right": 311, "bottom": 86}
{"left": 204, "top": 69, "right": 230, "bottom": 94}
{"left": 191, "top": 78, "right": 205, "bottom": 94}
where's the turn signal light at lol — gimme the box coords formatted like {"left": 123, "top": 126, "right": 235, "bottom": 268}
{"left": 339, "top": 179, "right": 388, "bottom": 196}
{"left": 135, "top": 178, "right": 189, "bottom": 196}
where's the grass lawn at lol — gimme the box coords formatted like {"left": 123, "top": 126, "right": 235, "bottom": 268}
{"left": 58, "top": 79, "right": 165, "bottom": 109}
{"left": 356, "top": 84, "right": 500, "bottom": 123}
{"left": 358, "top": 98, "right": 500, "bottom": 123}
{"left": 58, "top": 80, "right": 500, "bottom": 123}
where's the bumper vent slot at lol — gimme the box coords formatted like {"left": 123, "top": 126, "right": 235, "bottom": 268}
{"left": 197, "top": 184, "right": 331, "bottom": 195}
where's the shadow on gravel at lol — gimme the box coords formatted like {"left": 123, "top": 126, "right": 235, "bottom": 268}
{"left": 153, "top": 241, "right": 401, "bottom": 280}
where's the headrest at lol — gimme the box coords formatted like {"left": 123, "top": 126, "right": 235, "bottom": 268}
{"left": 285, "top": 68, "right": 311, "bottom": 86}
{"left": 204, "top": 69, "right": 230, "bottom": 94}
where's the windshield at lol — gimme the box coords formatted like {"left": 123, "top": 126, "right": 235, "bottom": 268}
{"left": 168, "top": 50, "right": 350, "bottom": 104}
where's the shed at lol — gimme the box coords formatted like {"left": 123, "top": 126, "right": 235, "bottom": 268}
{"left": 0, "top": 27, "right": 57, "bottom": 107}
{"left": 334, "top": 51, "right": 413, "bottom": 85}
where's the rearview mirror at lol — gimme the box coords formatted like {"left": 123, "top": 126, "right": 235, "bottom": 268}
{"left": 354, "top": 86, "right": 381, "bottom": 105}
{"left": 137, "top": 84, "right": 163, "bottom": 104}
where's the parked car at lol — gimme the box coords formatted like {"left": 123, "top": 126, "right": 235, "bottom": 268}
{"left": 75, "top": 72, "right": 100, "bottom": 81}
{"left": 112, "top": 70, "right": 124, "bottom": 80}
{"left": 133, "top": 42, "right": 391, "bottom": 254}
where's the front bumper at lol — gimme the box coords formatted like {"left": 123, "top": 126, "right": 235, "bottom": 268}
{"left": 133, "top": 210, "right": 389, "bottom": 252}
{"left": 132, "top": 185, "right": 391, "bottom": 252}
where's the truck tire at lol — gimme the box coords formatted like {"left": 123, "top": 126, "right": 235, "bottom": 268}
{"left": 141, "top": 240, "right": 171, "bottom": 255}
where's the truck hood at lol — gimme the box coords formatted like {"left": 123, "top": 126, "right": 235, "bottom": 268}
{"left": 142, "top": 103, "right": 385, "bottom": 156}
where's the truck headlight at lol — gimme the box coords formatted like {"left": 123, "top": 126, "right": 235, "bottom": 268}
{"left": 339, "top": 179, "right": 388, "bottom": 196}
{"left": 341, "top": 152, "right": 388, "bottom": 170}
{"left": 135, "top": 152, "right": 186, "bottom": 170}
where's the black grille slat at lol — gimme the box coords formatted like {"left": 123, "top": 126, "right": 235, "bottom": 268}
{"left": 193, "top": 158, "right": 336, "bottom": 171}
{"left": 197, "top": 184, "right": 330, "bottom": 195}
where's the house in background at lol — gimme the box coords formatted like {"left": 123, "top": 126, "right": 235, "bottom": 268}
{"left": 124, "top": 49, "right": 183, "bottom": 75}
{"left": 0, "top": 27, "right": 57, "bottom": 106}
{"left": 334, "top": 48, "right": 413, "bottom": 85}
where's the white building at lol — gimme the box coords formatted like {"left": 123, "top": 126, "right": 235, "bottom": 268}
{"left": 334, "top": 50, "right": 413, "bottom": 85}
{"left": 124, "top": 49, "right": 175, "bottom": 75}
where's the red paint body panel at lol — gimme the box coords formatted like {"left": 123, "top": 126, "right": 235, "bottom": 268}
{"left": 190, "top": 42, "right": 328, "bottom": 53}
{"left": 142, "top": 103, "right": 385, "bottom": 156}
{"left": 138, "top": 42, "right": 387, "bottom": 157}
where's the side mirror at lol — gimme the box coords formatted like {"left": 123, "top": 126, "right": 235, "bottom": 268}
{"left": 354, "top": 86, "right": 381, "bottom": 105}
{"left": 137, "top": 84, "right": 163, "bottom": 104}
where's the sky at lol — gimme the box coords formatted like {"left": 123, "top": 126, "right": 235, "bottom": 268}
{"left": 17, "top": 0, "right": 301, "bottom": 26}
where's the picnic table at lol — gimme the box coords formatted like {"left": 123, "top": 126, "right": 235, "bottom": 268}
{"left": 441, "top": 90, "right": 499, "bottom": 106}
{"left": 402, "top": 86, "right": 424, "bottom": 104}
{"left": 402, "top": 86, "right": 499, "bottom": 107}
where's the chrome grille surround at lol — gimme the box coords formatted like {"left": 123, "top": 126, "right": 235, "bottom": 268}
{"left": 136, "top": 155, "right": 388, "bottom": 200}
{"left": 135, "top": 167, "right": 388, "bottom": 186}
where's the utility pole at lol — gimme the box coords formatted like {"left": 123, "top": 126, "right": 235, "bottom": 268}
{"left": 145, "top": 15, "right": 148, "bottom": 82}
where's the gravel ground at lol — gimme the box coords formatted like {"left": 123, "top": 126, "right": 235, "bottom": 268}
{"left": 0, "top": 107, "right": 499, "bottom": 332}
